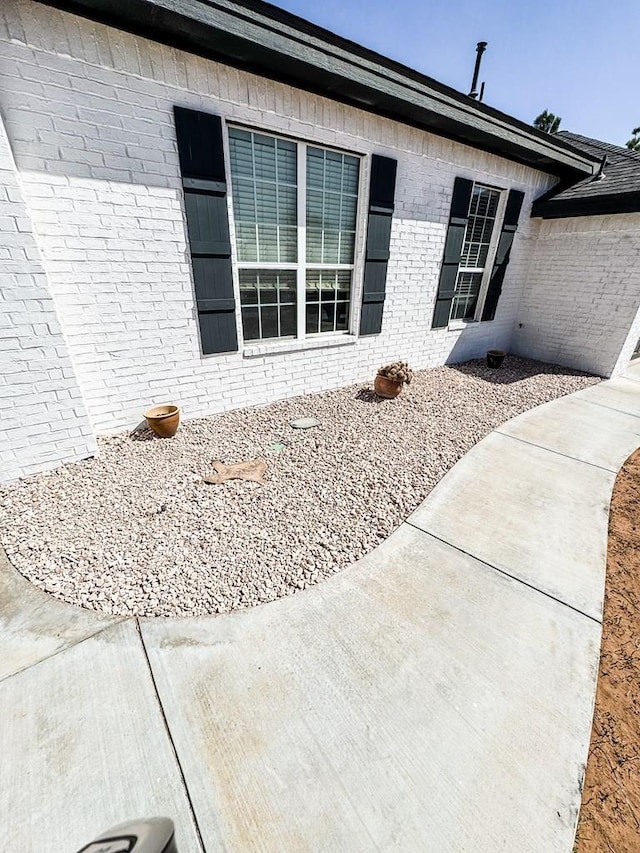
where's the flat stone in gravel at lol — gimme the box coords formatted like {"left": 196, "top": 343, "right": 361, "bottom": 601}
{"left": 0, "top": 358, "right": 599, "bottom": 618}
{"left": 289, "top": 417, "right": 321, "bottom": 429}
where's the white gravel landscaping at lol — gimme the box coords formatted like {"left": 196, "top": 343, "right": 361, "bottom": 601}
{"left": 0, "top": 357, "right": 599, "bottom": 617}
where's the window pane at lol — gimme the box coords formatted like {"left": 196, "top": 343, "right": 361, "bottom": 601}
{"left": 229, "top": 128, "right": 298, "bottom": 264}
{"left": 256, "top": 224, "right": 278, "bottom": 262}
{"left": 261, "top": 305, "right": 279, "bottom": 339}
{"left": 320, "top": 302, "right": 336, "bottom": 332}
{"left": 232, "top": 177, "right": 255, "bottom": 219}
{"left": 280, "top": 304, "right": 297, "bottom": 337}
{"left": 238, "top": 274, "right": 258, "bottom": 305}
{"left": 235, "top": 223, "right": 257, "bottom": 262}
{"left": 278, "top": 185, "right": 297, "bottom": 225}
{"left": 259, "top": 276, "right": 278, "bottom": 303}
{"left": 322, "top": 230, "right": 339, "bottom": 263}
{"left": 451, "top": 272, "right": 482, "bottom": 321}
{"left": 320, "top": 281, "right": 336, "bottom": 301}
{"left": 239, "top": 269, "right": 297, "bottom": 341}
{"left": 340, "top": 194, "right": 357, "bottom": 229}
{"left": 336, "top": 301, "right": 349, "bottom": 330}
{"left": 306, "top": 269, "right": 320, "bottom": 303}
{"left": 241, "top": 306, "right": 260, "bottom": 340}
{"left": 277, "top": 142, "right": 297, "bottom": 183}
{"left": 228, "top": 129, "right": 253, "bottom": 176}
{"left": 306, "top": 303, "right": 319, "bottom": 334}
{"left": 279, "top": 226, "right": 297, "bottom": 263}
{"left": 253, "top": 134, "right": 276, "bottom": 181}
{"left": 338, "top": 232, "right": 355, "bottom": 264}
{"left": 306, "top": 147, "right": 359, "bottom": 264}
{"left": 306, "top": 148, "right": 325, "bottom": 189}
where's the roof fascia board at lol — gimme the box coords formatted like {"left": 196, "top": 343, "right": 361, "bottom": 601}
{"left": 34, "top": 0, "right": 597, "bottom": 179}
{"left": 532, "top": 192, "right": 640, "bottom": 218}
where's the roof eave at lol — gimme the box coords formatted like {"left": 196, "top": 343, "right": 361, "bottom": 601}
{"left": 34, "top": 0, "right": 598, "bottom": 180}
{"left": 532, "top": 192, "right": 640, "bottom": 219}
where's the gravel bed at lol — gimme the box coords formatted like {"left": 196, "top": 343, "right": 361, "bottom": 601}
{"left": 0, "top": 357, "right": 599, "bottom": 617}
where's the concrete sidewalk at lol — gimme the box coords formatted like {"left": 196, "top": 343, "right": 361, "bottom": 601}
{"left": 3, "top": 372, "right": 639, "bottom": 852}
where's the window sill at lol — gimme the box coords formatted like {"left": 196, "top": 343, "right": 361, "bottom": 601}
{"left": 447, "top": 319, "right": 480, "bottom": 331}
{"left": 243, "top": 334, "right": 358, "bottom": 359}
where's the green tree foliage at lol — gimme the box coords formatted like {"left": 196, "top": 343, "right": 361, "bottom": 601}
{"left": 626, "top": 127, "right": 640, "bottom": 151}
{"left": 533, "top": 110, "right": 562, "bottom": 134}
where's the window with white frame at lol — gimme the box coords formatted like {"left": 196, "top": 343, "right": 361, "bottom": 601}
{"left": 450, "top": 184, "right": 504, "bottom": 322}
{"left": 228, "top": 127, "right": 360, "bottom": 342}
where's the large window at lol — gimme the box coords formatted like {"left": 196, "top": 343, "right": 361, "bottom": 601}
{"left": 229, "top": 127, "right": 360, "bottom": 342}
{"left": 450, "top": 184, "right": 502, "bottom": 322}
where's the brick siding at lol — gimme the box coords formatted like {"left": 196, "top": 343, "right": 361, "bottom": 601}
{"left": 0, "top": 111, "right": 96, "bottom": 482}
{"left": 513, "top": 214, "right": 640, "bottom": 377}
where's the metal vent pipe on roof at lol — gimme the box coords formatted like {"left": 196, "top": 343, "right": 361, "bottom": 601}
{"left": 468, "top": 41, "right": 487, "bottom": 99}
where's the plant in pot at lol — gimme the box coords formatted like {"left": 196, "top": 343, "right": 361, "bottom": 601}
{"left": 374, "top": 361, "right": 413, "bottom": 399}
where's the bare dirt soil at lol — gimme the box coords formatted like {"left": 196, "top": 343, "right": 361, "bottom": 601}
{"left": 575, "top": 448, "right": 640, "bottom": 852}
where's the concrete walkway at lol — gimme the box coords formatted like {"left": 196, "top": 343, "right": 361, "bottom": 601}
{"left": 3, "top": 371, "right": 640, "bottom": 852}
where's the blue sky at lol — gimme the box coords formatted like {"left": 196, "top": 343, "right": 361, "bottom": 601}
{"left": 270, "top": 0, "right": 637, "bottom": 146}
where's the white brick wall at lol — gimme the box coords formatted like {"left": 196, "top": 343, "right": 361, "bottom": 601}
{"left": 0, "top": 111, "right": 97, "bottom": 483}
{"left": 0, "top": 0, "right": 556, "bottom": 452}
{"left": 513, "top": 214, "right": 640, "bottom": 377}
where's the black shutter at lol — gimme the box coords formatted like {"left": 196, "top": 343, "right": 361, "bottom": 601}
{"left": 174, "top": 106, "right": 238, "bottom": 354}
{"left": 481, "top": 189, "right": 525, "bottom": 322}
{"left": 359, "top": 155, "right": 397, "bottom": 336}
{"left": 431, "top": 177, "right": 473, "bottom": 329}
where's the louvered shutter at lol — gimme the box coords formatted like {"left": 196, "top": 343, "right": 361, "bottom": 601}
{"left": 174, "top": 106, "right": 238, "bottom": 354}
{"left": 481, "top": 189, "right": 525, "bottom": 321}
{"left": 359, "top": 155, "right": 397, "bottom": 336}
{"left": 432, "top": 177, "right": 474, "bottom": 329}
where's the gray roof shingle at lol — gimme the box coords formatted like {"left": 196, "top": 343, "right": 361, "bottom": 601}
{"left": 532, "top": 131, "right": 640, "bottom": 217}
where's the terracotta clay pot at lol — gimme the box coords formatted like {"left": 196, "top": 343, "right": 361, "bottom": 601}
{"left": 144, "top": 404, "right": 180, "bottom": 438}
{"left": 374, "top": 374, "right": 403, "bottom": 399}
{"left": 486, "top": 349, "right": 507, "bottom": 369}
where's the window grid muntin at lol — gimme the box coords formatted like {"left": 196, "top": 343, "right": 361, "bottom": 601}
{"left": 229, "top": 125, "right": 360, "bottom": 343}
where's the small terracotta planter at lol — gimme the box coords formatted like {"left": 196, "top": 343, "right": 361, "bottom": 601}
{"left": 374, "top": 374, "right": 403, "bottom": 399}
{"left": 144, "top": 404, "right": 180, "bottom": 438}
{"left": 486, "top": 349, "right": 507, "bottom": 369}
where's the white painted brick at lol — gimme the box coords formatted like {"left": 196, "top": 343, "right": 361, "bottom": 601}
{"left": 0, "top": 105, "right": 97, "bottom": 482}
{"left": 513, "top": 215, "right": 640, "bottom": 377}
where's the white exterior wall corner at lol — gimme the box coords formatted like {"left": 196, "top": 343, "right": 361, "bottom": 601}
{"left": 513, "top": 213, "right": 640, "bottom": 378}
{"left": 0, "top": 0, "right": 557, "bottom": 481}
{"left": 0, "top": 109, "right": 97, "bottom": 483}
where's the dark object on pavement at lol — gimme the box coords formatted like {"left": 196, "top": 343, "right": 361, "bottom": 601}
{"left": 75, "top": 816, "right": 177, "bottom": 853}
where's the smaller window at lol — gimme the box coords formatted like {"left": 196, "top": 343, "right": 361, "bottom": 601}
{"left": 450, "top": 184, "right": 502, "bottom": 322}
